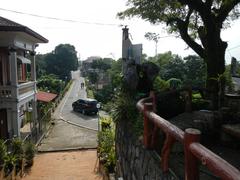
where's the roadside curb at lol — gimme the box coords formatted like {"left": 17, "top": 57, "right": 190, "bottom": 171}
{"left": 59, "top": 117, "right": 98, "bottom": 132}
{"left": 37, "top": 147, "right": 97, "bottom": 153}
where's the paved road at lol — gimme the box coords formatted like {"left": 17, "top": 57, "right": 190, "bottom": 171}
{"left": 56, "top": 70, "right": 99, "bottom": 130}
{"left": 38, "top": 70, "right": 99, "bottom": 151}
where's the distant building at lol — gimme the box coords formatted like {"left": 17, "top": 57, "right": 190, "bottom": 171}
{"left": 81, "top": 56, "right": 101, "bottom": 77}
{"left": 0, "top": 16, "right": 48, "bottom": 139}
{"left": 230, "top": 57, "right": 240, "bottom": 92}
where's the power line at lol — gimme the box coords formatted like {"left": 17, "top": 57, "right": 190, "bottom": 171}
{"left": 0, "top": 7, "right": 122, "bottom": 26}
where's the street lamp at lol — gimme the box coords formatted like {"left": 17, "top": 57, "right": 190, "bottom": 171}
{"left": 96, "top": 103, "right": 101, "bottom": 131}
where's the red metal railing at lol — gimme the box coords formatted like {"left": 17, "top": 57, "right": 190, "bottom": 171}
{"left": 137, "top": 94, "right": 240, "bottom": 180}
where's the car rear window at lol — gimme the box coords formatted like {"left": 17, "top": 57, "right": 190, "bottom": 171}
{"left": 88, "top": 101, "right": 97, "bottom": 105}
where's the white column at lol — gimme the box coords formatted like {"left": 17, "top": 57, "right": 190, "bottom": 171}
{"left": 30, "top": 52, "right": 38, "bottom": 136}
{"left": 9, "top": 48, "right": 18, "bottom": 98}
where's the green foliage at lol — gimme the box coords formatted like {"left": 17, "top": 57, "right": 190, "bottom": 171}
{"left": 94, "top": 85, "right": 114, "bottom": 104}
{"left": 108, "top": 59, "right": 122, "bottom": 90}
{"left": 84, "top": 79, "right": 95, "bottom": 99}
{"left": 192, "top": 93, "right": 202, "bottom": 99}
{"left": 24, "top": 142, "right": 35, "bottom": 167}
{"left": 111, "top": 91, "right": 138, "bottom": 123}
{"left": 225, "top": 65, "right": 234, "bottom": 92}
{"left": 111, "top": 89, "right": 143, "bottom": 137}
{"left": 91, "top": 58, "right": 113, "bottom": 71}
{"left": 37, "top": 74, "right": 65, "bottom": 94}
{"left": 150, "top": 53, "right": 206, "bottom": 89}
{"left": 153, "top": 76, "right": 169, "bottom": 92}
{"left": 118, "top": 1, "right": 240, "bottom": 40}
{"left": 11, "top": 138, "right": 23, "bottom": 157}
{"left": 3, "top": 153, "right": 18, "bottom": 175}
{"left": 0, "top": 138, "right": 36, "bottom": 175}
{"left": 192, "top": 93, "right": 210, "bottom": 110}
{"left": 98, "top": 128, "right": 116, "bottom": 173}
{"left": 119, "top": 0, "right": 240, "bottom": 102}
{"left": 183, "top": 55, "right": 206, "bottom": 88}
{"left": 0, "top": 139, "right": 6, "bottom": 167}
{"left": 100, "top": 117, "right": 112, "bottom": 130}
{"left": 162, "top": 55, "right": 185, "bottom": 80}
{"left": 40, "top": 44, "right": 78, "bottom": 80}
{"left": 167, "top": 78, "right": 182, "bottom": 90}
{"left": 88, "top": 72, "right": 99, "bottom": 84}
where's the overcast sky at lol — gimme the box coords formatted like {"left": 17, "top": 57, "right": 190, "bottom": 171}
{"left": 1, "top": 0, "right": 240, "bottom": 64}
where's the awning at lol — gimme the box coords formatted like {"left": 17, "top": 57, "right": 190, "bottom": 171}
{"left": 17, "top": 56, "right": 31, "bottom": 64}
{"left": 37, "top": 91, "right": 57, "bottom": 103}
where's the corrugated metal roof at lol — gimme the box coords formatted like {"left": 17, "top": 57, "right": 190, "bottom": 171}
{"left": 37, "top": 91, "right": 57, "bottom": 103}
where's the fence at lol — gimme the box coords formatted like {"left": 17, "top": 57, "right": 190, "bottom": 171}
{"left": 136, "top": 93, "right": 240, "bottom": 180}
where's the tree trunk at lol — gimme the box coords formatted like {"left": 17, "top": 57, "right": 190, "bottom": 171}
{"left": 205, "top": 41, "right": 227, "bottom": 110}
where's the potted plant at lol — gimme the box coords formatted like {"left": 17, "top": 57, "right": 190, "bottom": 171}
{"left": 3, "top": 153, "right": 18, "bottom": 178}
{"left": 0, "top": 139, "right": 6, "bottom": 167}
{"left": 11, "top": 138, "right": 24, "bottom": 174}
{"left": 24, "top": 142, "right": 35, "bottom": 167}
{"left": 0, "top": 139, "right": 7, "bottom": 178}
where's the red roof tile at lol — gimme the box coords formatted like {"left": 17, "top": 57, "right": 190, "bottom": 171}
{"left": 37, "top": 91, "right": 57, "bottom": 103}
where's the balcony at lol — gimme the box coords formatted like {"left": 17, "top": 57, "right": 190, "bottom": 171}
{"left": 0, "top": 81, "right": 35, "bottom": 100}
{"left": 18, "top": 81, "right": 35, "bottom": 97}
{"left": 0, "top": 85, "right": 12, "bottom": 98}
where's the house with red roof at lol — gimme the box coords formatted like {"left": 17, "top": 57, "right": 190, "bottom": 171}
{"left": 0, "top": 16, "right": 48, "bottom": 139}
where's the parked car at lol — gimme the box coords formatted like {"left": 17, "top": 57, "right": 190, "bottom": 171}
{"left": 72, "top": 98, "right": 98, "bottom": 115}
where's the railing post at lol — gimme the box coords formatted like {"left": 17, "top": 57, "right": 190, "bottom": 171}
{"left": 149, "top": 91, "right": 156, "bottom": 112}
{"left": 184, "top": 128, "right": 201, "bottom": 180}
{"left": 143, "top": 103, "right": 153, "bottom": 149}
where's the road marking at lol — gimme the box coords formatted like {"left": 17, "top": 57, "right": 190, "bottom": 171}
{"left": 60, "top": 79, "right": 75, "bottom": 117}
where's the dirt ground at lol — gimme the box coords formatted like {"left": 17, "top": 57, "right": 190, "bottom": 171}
{"left": 22, "top": 150, "right": 103, "bottom": 180}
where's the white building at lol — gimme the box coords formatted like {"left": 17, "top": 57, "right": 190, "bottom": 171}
{"left": 0, "top": 16, "right": 48, "bottom": 139}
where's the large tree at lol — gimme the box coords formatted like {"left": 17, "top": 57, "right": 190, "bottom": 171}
{"left": 45, "top": 44, "right": 78, "bottom": 80}
{"left": 119, "top": 0, "right": 240, "bottom": 109}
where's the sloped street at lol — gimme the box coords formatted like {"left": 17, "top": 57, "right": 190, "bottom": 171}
{"left": 23, "top": 70, "right": 102, "bottom": 179}
{"left": 38, "top": 70, "right": 98, "bottom": 151}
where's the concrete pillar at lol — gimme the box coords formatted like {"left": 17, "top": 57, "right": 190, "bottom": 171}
{"left": 12, "top": 104, "right": 20, "bottom": 137}
{"left": 9, "top": 48, "right": 18, "bottom": 98}
{"left": 30, "top": 51, "right": 36, "bottom": 82}
{"left": 30, "top": 51, "right": 38, "bottom": 137}
{"left": 31, "top": 99, "right": 38, "bottom": 136}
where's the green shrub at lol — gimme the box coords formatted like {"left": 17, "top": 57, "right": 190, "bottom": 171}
{"left": 192, "top": 93, "right": 202, "bottom": 99}
{"left": 3, "top": 153, "right": 18, "bottom": 176}
{"left": 111, "top": 92, "right": 138, "bottom": 123}
{"left": 11, "top": 138, "right": 24, "bottom": 172}
{"left": 100, "top": 117, "right": 112, "bottom": 130}
{"left": 192, "top": 98, "right": 210, "bottom": 110}
{"left": 0, "top": 139, "right": 6, "bottom": 168}
{"left": 98, "top": 128, "right": 116, "bottom": 173}
{"left": 153, "top": 76, "right": 169, "bottom": 92}
{"left": 167, "top": 78, "right": 182, "bottom": 90}
{"left": 24, "top": 142, "right": 35, "bottom": 167}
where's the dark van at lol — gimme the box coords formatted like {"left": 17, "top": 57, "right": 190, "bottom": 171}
{"left": 72, "top": 98, "right": 98, "bottom": 115}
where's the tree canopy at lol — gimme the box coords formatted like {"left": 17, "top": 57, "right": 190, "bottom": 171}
{"left": 119, "top": 1, "right": 240, "bottom": 55}
{"left": 44, "top": 44, "right": 78, "bottom": 80}
{"left": 119, "top": 0, "right": 240, "bottom": 109}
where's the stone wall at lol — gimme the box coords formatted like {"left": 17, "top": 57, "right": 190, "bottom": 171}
{"left": 115, "top": 121, "right": 176, "bottom": 180}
